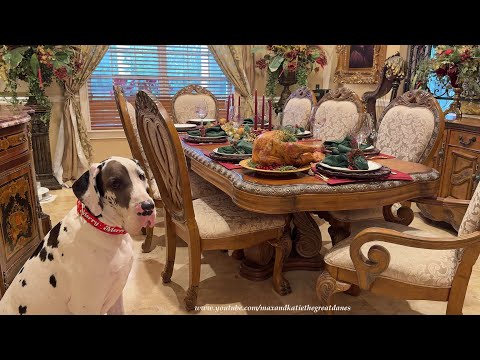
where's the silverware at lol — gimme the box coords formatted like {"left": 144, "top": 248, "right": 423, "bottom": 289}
{"left": 315, "top": 173, "right": 330, "bottom": 181}
{"left": 391, "top": 171, "right": 397, "bottom": 175}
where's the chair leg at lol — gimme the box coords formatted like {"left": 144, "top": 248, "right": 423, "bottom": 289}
{"left": 316, "top": 270, "right": 351, "bottom": 314}
{"left": 161, "top": 212, "right": 176, "bottom": 284}
{"left": 141, "top": 226, "right": 156, "bottom": 253}
{"left": 185, "top": 241, "right": 201, "bottom": 312}
{"left": 269, "top": 231, "right": 292, "bottom": 296}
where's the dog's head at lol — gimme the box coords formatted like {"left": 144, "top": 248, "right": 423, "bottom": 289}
{"left": 72, "top": 156, "right": 156, "bottom": 235}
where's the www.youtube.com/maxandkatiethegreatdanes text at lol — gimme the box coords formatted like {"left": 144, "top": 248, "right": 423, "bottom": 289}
{"left": 194, "top": 304, "right": 352, "bottom": 313}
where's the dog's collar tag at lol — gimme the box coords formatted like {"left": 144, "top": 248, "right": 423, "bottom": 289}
{"left": 77, "top": 200, "right": 127, "bottom": 235}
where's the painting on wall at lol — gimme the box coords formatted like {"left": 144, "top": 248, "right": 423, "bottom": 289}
{"left": 334, "top": 45, "right": 387, "bottom": 84}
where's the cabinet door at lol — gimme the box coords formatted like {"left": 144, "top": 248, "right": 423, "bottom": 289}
{"left": 440, "top": 146, "right": 479, "bottom": 199}
{"left": 0, "top": 157, "right": 41, "bottom": 294}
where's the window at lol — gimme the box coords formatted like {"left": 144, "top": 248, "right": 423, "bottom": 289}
{"left": 88, "top": 45, "right": 233, "bottom": 130}
{"left": 427, "top": 46, "right": 453, "bottom": 112}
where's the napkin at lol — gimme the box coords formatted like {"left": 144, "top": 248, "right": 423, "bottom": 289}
{"left": 187, "top": 125, "right": 227, "bottom": 137}
{"left": 216, "top": 140, "right": 253, "bottom": 154}
{"left": 321, "top": 153, "right": 369, "bottom": 170}
{"left": 324, "top": 135, "right": 370, "bottom": 154}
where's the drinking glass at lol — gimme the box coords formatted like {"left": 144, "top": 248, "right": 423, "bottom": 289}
{"left": 229, "top": 105, "right": 242, "bottom": 128}
{"left": 355, "top": 113, "right": 373, "bottom": 146}
{"left": 194, "top": 100, "right": 208, "bottom": 127}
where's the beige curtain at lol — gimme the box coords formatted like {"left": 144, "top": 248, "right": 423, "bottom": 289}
{"left": 208, "top": 45, "right": 255, "bottom": 118}
{"left": 53, "top": 45, "right": 108, "bottom": 185}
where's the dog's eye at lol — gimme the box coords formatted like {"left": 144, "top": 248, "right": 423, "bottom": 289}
{"left": 110, "top": 178, "right": 122, "bottom": 189}
{"left": 139, "top": 173, "right": 146, "bottom": 181}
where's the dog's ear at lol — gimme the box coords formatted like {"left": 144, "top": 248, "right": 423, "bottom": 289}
{"left": 72, "top": 162, "right": 103, "bottom": 216}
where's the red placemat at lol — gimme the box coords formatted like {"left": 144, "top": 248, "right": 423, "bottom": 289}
{"left": 310, "top": 164, "right": 413, "bottom": 185}
{"left": 181, "top": 137, "right": 229, "bottom": 146}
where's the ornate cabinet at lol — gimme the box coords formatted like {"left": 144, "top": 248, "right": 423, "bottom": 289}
{"left": 419, "top": 117, "right": 480, "bottom": 230}
{"left": 0, "top": 112, "right": 43, "bottom": 298}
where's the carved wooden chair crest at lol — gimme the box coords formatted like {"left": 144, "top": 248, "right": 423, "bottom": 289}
{"left": 172, "top": 84, "right": 218, "bottom": 124}
{"left": 311, "top": 86, "right": 364, "bottom": 140}
{"left": 135, "top": 90, "right": 288, "bottom": 311}
{"left": 317, "top": 180, "right": 480, "bottom": 315}
{"left": 281, "top": 86, "right": 315, "bottom": 129}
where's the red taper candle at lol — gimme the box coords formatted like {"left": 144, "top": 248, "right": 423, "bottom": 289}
{"left": 254, "top": 89, "right": 258, "bottom": 129}
{"left": 261, "top": 95, "right": 265, "bottom": 129}
{"left": 226, "top": 94, "right": 230, "bottom": 121}
{"left": 238, "top": 94, "right": 241, "bottom": 122}
{"left": 268, "top": 99, "right": 272, "bottom": 131}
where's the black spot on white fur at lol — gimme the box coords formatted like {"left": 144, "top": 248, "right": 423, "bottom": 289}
{"left": 49, "top": 275, "right": 57, "bottom": 288}
{"left": 21, "top": 280, "right": 27, "bottom": 287}
{"left": 39, "top": 248, "right": 47, "bottom": 262}
{"left": 18, "top": 305, "right": 27, "bottom": 315}
{"left": 62, "top": 253, "right": 64, "bottom": 257}
{"left": 63, "top": 226, "right": 67, "bottom": 232}
{"left": 30, "top": 240, "right": 44, "bottom": 259}
{"left": 48, "top": 253, "right": 54, "bottom": 261}
{"left": 19, "top": 267, "right": 24, "bottom": 274}
{"left": 47, "top": 222, "right": 61, "bottom": 248}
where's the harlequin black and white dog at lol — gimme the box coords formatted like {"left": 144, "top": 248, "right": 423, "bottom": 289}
{"left": 0, "top": 156, "right": 156, "bottom": 315}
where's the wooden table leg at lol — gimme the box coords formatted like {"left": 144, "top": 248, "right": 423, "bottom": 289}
{"left": 239, "top": 212, "right": 324, "bottom": 283}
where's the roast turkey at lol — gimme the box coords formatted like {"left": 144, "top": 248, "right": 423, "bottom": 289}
{"left": 252, "top": 130, "right": 324, "bottom": 167}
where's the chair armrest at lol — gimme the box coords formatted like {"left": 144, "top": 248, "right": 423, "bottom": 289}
{"left": 349, "top": 227, "right": 480, "bottom": 289}
{"left": 412, "top": 196, "right": 470, "bottom": 209}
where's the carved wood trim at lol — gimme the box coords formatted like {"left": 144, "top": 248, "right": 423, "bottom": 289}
{"left": 292, "top": 212, "right": 322, "bottom": 258}
{"left": 171, "top": 84, "right": 219, "bottom": 123}
{"left": 283, "top": 86, "right": 315, "bottom": 112}
{"left": 377, "top": 90, "right": 445, "bottom": 165}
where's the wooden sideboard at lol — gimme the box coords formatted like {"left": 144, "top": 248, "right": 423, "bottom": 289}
{"left": 418, "top": 116, "right": 480, "bottom": 230}
{"left": 0, "top": 111, "right": 43, "bottom": 298}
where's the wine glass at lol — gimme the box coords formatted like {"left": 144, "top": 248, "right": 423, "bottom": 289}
{"left": 228, "top": 105, "right": 242, "bottom": 128}
{"left": 194, "top": 100, "right": 208, "bottom": 127}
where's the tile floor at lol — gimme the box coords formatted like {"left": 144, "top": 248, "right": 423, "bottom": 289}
{"left": 41, "top": 189, "right": 480, "bottom": 315}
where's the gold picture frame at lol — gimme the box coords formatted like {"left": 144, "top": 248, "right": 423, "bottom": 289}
{"left": 334, "top": 45, "right": 388, "bottom": 84}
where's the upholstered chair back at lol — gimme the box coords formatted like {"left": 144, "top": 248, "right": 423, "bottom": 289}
{"left": 172, "top": 84, "right": 218, "bottom": 123}
{"left": 375, "top": 90, "right": 444, "bottom": 163}
{"left": 459, "top": 182, "right": 480, "bottom": 237}
{"left": 282, "top": 87, "right": 315, "bottom": 129}
{"left": 312, "top": 86, "right": 364, "bottom": 140}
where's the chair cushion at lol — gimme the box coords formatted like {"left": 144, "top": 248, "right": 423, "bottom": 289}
{"left": 173, "top": 94, "right": 217, "bottom": 124}
{"left": 282, "top": 98, "right": 313, "bottom": 129}
{"left": 324, "top": 220, "right": 460, "bottom": 288}
{"left": 313, "top": 100, "right": 359, "bottom": 140}
{"left": 376, "top": 105, "right": 435, "bottom": 162}
{"left": 193, "top": 194, "right": 285, "bottom": 239}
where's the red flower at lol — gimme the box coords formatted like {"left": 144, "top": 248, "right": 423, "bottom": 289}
{"left": 284, "top": 50, "right": 297, "bottom": 61}
{"left": 444, "top": 49, "right": 454, "bottom": 55}
{"left": 54, "top": 67, "right": 68, "bottom": 81}
{"left": 287, "top": 61, "right": 297, "bottom": 71}
{"left": 255, "top": 58, "right": 267, "bottom": 70}
{"left": 315, "top": 55, "right": 327, "bottom": 68}
{"left": 435, "top": 66, "right": 447, "bottom": 77}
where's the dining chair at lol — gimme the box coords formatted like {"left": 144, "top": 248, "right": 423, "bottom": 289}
{"left": 311, "top": 86, "right": 364, "bottom": 141}
{"left": 113, "top": 85, "right": 163, "bottom": 253}
{"left": 281, "top": 86, "right": 316, "bottom": 129}
{"left": 135, "top": 90, "right": 289, "bottom": 311}
{"left": 172, "top": 84, "right": 218, "bottom": 124}
{"left": 323, "top": 90, "right": 445, "bottom": 245}
{"left": 317, "top": 180, "right": 480, "bottom": 315}
{"left": 113, "top": 86, "right": 219, "bottom": 252}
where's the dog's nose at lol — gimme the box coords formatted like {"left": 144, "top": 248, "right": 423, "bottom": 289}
{"left": 140, "top": 200, "right": 154, "bottom": 211}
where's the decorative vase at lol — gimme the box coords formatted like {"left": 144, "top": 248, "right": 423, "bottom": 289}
{"left": 277, "top": 71, "right": 297, "bottom": 112}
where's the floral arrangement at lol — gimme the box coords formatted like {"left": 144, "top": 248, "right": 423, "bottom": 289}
{"left": 254, "top": 45, "right": 328, "bottom": 98}
{"left": 221, "top": 121, "right": 263, "bottom": 142}
{"left": 414, "top": 45, "right": 480, "bottom": 98}
{"left": 0, "top": 45, "right": 77, "bottom": 122}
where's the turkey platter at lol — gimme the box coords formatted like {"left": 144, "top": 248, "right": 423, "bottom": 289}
{"left": 252, "top": 130, "right": 324, "bottom": 167}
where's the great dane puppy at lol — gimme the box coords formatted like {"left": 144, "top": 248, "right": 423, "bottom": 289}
{"left": 0, "top": 157, "right": 156, "bottom": 315}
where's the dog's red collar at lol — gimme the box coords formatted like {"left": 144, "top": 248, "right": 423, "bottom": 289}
{"left": 77, "top": 200, "right": 127, "bottom": 235}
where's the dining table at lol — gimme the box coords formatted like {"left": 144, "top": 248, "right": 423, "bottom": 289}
{"left": 181, "top": 138, "right": 441, "bottom": 293}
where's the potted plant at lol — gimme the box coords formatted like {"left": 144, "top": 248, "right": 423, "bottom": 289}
{"left": 0, "top": 45, "right": 76, "bottom": 188}
{"left": 254, "top": 45, "right": 328, "bottom": 110}
{"left": 413, "top": 45, "right": 480, "bottom": 118}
